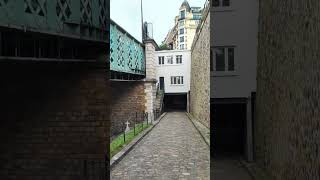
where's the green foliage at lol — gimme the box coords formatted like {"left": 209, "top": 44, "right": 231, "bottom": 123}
{"left": 159, "top": 44, "right": 169, "bottom": 50}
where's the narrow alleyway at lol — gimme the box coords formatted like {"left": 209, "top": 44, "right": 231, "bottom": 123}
{"left": 111, "top": 112, "right": 210, "bottom": 180}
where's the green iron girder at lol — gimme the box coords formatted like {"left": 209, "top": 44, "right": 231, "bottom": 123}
{"left": 110, "top": 20, "right": 145, "bottom": 76}
{"left": 0, "top": 0, "right": 109, "bottom": 42}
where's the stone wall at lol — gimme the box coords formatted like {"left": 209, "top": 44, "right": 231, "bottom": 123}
{"left": 144, "top": 40, "right": 157, "bottom": 122}
{"left": 190, "top": 8, "right": 210, "bottom": 128}
{"left": 255, "top": 1, "right": 320, "bottom": 179}
{"left": 144, "top": 40, "right": 157, "bottom": 80}
{"left": 0, "top": 61, "right": 109, "bottom": 180}
{"left": 110, "top": 81, "right": 146, "bottom": 137}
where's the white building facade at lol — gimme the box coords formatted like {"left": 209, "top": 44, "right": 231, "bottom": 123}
{"left": 155, "top": 50, "right": 191, "bottom": 111}
{"left": 211, "top": 0, "right": 259, "bottom": 162}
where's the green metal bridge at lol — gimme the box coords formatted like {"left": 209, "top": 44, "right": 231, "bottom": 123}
{"left": 0, "top": 0, "right": 145, "bottom": 78}
{"left": 0, "top": 0, "right": 109, "bottom": 65}
{"left": 0, "top": 0, "right": 108, "bottom": 42}
{"left": 110, "top": 20, "right": 145, "bottom": 79}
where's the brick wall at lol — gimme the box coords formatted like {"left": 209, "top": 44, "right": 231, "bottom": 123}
{"left": 110, "top": 81, "right": 146, "bottom": 137}
{"left": 255, "top": 1, "right": 320, "bottom": 179}
{"left": 190, "top": 9, "right": 210, "bottom": 128}
{"left": 0, "top": 61, "right": 109, "bottom": 180}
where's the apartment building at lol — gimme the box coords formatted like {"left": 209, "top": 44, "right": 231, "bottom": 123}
{"left": 155, "top": 50, "right": 191, "bottom": 111}
{"left": 210, "top": 0, "right": 259, "bottom": 161}
{"left": 163, "top": 0, "right": 203, "bottom": 50}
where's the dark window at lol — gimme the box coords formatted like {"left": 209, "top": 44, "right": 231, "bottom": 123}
{"left": 180, "top": 37, "right": 184, "bottom": 42}
{"left": 215, "top": 48, "right": 225, "bottom": 71}
{"left": 223, "top": 0, "right": 230, "bottom": 6}
{"left": 212, "top": 0, "right": 220, "bottom": 7}
{"left": 158, "top": 56, "right": 164, "bottom": 65}
{"left": 176, "top": 55, "right": 182, "bottom": 64}
{"left": 179, "top": 28, "right": 184, "bottom": 35}
{"left": 228, "top": 48, "right": 234, "bottom": 71}
{"left": 167, "top": 56, "right": 173, "bottom": 64}
{"left": 180, "top": 10, "right": 185, "bottom": 19}
{"left": 171, "top": 76, "right": 184, "bottom": 85}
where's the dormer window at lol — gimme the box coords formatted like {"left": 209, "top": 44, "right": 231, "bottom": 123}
{"left": 180, "top": 10, "right": 186, "bottom": 19}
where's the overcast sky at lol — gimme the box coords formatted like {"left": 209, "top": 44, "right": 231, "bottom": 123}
{"left": 110, "top": 0, "right": 206, "bottom": 45}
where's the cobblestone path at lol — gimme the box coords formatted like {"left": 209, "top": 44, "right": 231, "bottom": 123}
{"left": 111, "top": 112, "right": 210, "bottom": 180}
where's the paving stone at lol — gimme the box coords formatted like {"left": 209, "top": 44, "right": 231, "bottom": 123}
{"left": 111, "top": 112, "right": 210, "bottom": 179}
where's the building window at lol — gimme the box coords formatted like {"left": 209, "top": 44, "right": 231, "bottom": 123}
{"left": 158, "top": 56, "right": 164, "bottom": 65}
{"left": 223, "top": 0, "right": 230, "bottom": 6}
{"left": 180, "top": 44, "right": 184, "bottom": 50}
{"left": 176, "top": 55, "right": 182, "bottom": 64}
{"left": 179, "top": 28, "right": 184, "bottom": 35}
{"left": 228, "top": 48, "right": 234, "bottom": 71}
{"left": 167, "top": 56, "right": 173, "bottom": 64}
{"left": 193, "top": 14, "right": 202, "bottom": 20}
{"left": 213, "top": 47, "right": 235, "bottom": 72}
{"left": 179, "top": 20, "right": 185, "bottom": 27}
{"left": 212, "top": 0, "right": 220, "bottom": 7}
{"left": 171, "top": 76, "right": 184, "bottom": 85}
{"left": 215, "top": 48, "right": 225, "bottom": 71}
{"left": 213, "top": 0, "right": 230, "bottom": 7}
{"left": 180, "top": 36, "right": 184, "bottom": 43}
{"left": 180, "top": 10, "right": 186, "bottom": 19}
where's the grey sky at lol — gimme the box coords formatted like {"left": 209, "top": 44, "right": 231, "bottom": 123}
{"left": 110, "top": 0, "right": 206, "bottom": 45}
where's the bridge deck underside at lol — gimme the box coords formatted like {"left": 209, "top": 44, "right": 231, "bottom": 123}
{"left": 0, "top": 28, "right": 107, "bottom": 63}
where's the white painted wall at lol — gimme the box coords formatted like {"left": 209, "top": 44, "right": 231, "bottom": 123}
{"left": 155, "top": 50, "right": 191, "bottom": 94}
{"left": 210, "top": 0, "right": 259, "bottom": 98}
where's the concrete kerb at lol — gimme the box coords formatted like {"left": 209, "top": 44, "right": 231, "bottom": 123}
{"left": 110, "top": 112, "right": 167, "bottom": 168}
{"left": 185, "top": 112, "right": 210, "bottom": 147}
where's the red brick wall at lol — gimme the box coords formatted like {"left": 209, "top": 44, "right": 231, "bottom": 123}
{"left": 0, "top": 62, "right": 109, "bottom": 180}
{"left": 110, "top": 81, "right": 146, "bottom": 137}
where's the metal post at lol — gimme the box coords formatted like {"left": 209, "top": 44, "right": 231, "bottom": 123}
{"left": 142, "top": 113, "right": 144, "bottom": 130}
{"left": 141, "top": 0, "right": 144, "bottom": 41}
{"left": 134, "top": 112, "right": 137, "bottom": 135}
{"left": 123, "top": 122, "right": 126, "bottom": 143}
{"left": 14, "top": 34, "right": 18, "bottom": 57}
{"left": 0, "top": 32, "right": 2, "bottom": 56}
{"left": 83, "top": 160, "right": 87, "bottom": 179}
{"left": 105, "top": 154, "right": 109, "bottom": 180}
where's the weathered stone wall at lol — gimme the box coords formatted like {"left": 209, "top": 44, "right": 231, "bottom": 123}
{"left": 144, "top": 40, "right": 157, "bottom": 122}
{"left": 190, "top": 9, "right": 210, "bottom": 128}
{"left": 145, "top": 40, "right": 157, "bottom": 80}
{"left": 110, "top": 81, "right": 146, "bottom": 137}
{"left": 255, "top": 1, "right": 320, "bottom": 179}
{"left": 0, "top": 61, "right": 109, "bottom": 180}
